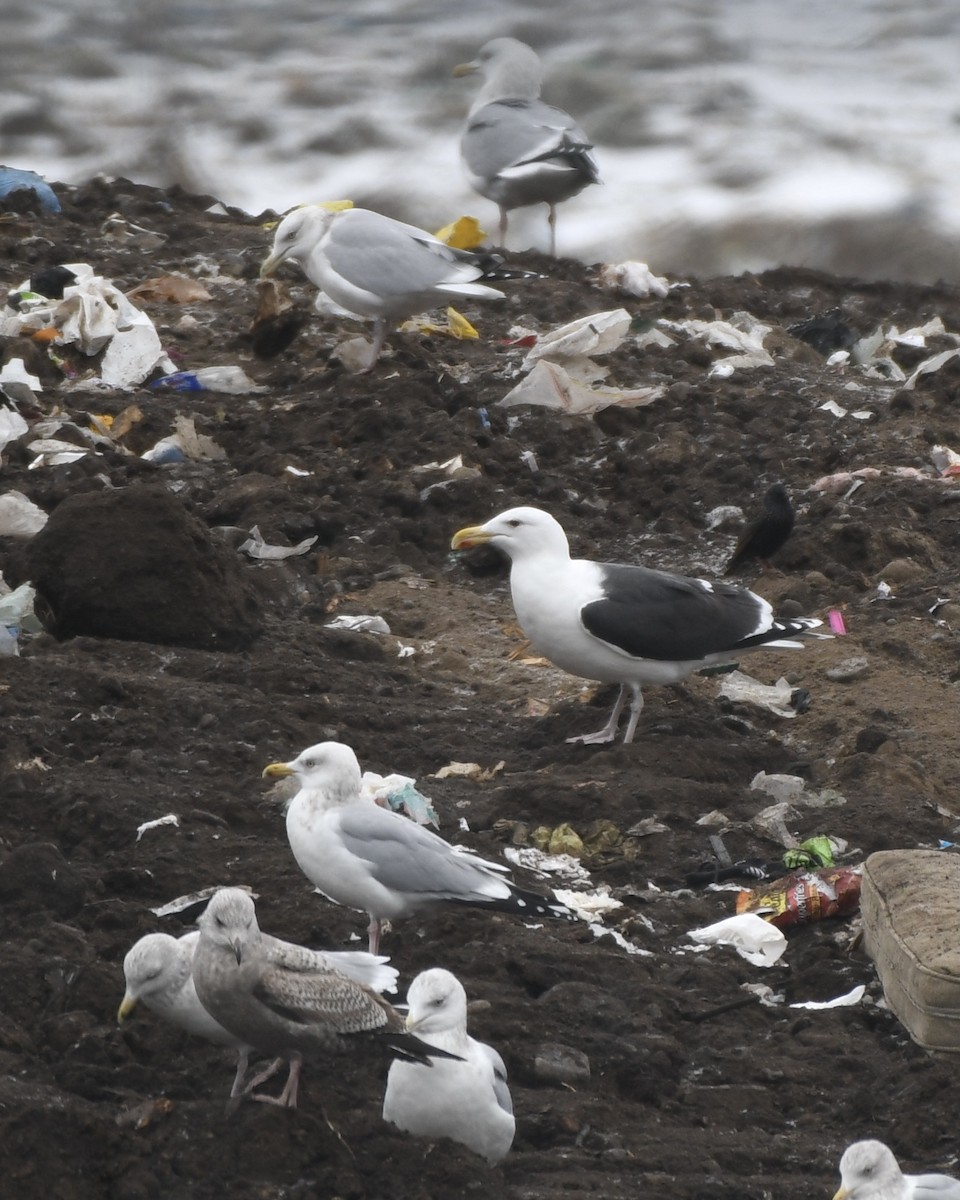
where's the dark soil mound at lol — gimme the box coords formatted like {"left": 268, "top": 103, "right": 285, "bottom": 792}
{"left": 24, "top": 485, "right": 261, "bottom": 649}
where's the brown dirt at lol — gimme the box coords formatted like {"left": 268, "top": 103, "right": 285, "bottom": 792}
{"left": 2, "top": 176, "right": 960, "bottom": 1199}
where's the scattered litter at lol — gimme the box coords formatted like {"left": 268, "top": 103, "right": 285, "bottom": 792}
{"left": 819, "top": 399, "right": 875, "bottom": 420}
{"left": 903, "top": 347, "right": 960, "bottom": 391}
{"left": 0, "top": 406, "right": 29, "bottom": 451}
{"left": 627, "top": 816, "right": 670, "bottom": 837}
{"left": 790, "top": 984, "right": 865, "bottom": 1010}
{"left": 686, "top": 912, "right": 787, "bottom": 967}
{"left": 718, "top": 670, "right": 796, "bottom": 717}
{"left": 126, "top": 275, "right": 213, "bottom": 304}
{"left": 0, "top": 357, "right": 42, "bottom": 405}
{"left": 0, "top": 491, "right": 47, "bottom": 537}
{"left": 750, "top": 771, "right": 805, "bottom": 804}
{"left": 101, "top": 213, "right": 168, "bottom": 250}
{"left": 430, "top": 760, "right": 505, "bottom": 781}
{"left": 151, "top": 366, "right": 267, "bottom": 394}
{"left": 828, "top": 609, "right": 848, "bottom": 635}
{"left": 736, "top": 865, "right": 863, "bottom": 929}
{"left": 0, "top": 581, "right": 42, "bottom": 649}
{"left": 433, "top": 216, "right": 486, "bottom": 250}
{"left": 135, "top": 813, "right": 180, "bottom": 842}
{"left": 324, "top": 614, "right": 391, "bottom": 634}
{"left": 0, "top": 166, "right": 60, "bottom": 213}
{"left": 396, "top": 643, "right": 415, "bottom": 658}
{"left": 142, "top": 415, "right": 227, "bottom": 464}
{"left": 553, "top": 884, "right": 622, "bottom": 922}
{"left": 596, "top": 261, "right": 671, "bottom": 298}
{"left": 522, "top": 309, "right": 632, "bottom": 368}
{"left": 705, "top": 504, "right": 743, "bottom": 531}
{"left": 666, "top": 311, "right": 774, "bottom": 374}
{"left": 931, "top": 444, "right": 960, "bottom": 477}
{"left": 588, "top": 924, "right": 653, "bottom": 956}
{"left": 500, "top": 358, "right": 663, "bottom": 415}
{"left": 400, "top": 306, "right": 479, "bottom": 340}
{"left": 519, "top": 449, "right": 539, "bottom": 472}
{"left": 361, "top": 771, "right": 438, "bottom": 827}
{"left": 503, "top": 846, "right": 591, "bottom": 883}
{"left": 149, "top": 883, "right": 255, "bottom": 919}
{"left": 239, "top": 525, "right": 318, "bottom": 560}
{"left": 27, "top": 438, "right": 88, "bottom": 468}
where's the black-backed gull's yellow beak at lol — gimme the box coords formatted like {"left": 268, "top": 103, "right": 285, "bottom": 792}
{"left": 117, "top": 991, "right": 138, "bottom": 1024}
{"left": 452, "top": 59, "right": 479, "bottom": 78}
{"left": 451, "top": 524, "right": 491, "bottom": 550}
{"left": 262, "top": 761, "right": 294, "bottom": 780}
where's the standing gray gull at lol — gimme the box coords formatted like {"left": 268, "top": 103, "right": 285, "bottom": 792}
{"left": 723, "top": 482, "right": 795, "bottom": 575}
{"left": 451, "top": 506, "right": 825, "bottom": 746}
{"left": 119, "top": 924, "right": 398, "bottom": 1102}
{"left": 191, "top": 888, "right": 452, "bottom": 1109}
{"left": 453, "top": 38, "right": 600, "bottom": 255}
{"left": 383, "top": 968, "right": 515, "bottom": 1164}
{"left": 262, "top": 741, "right": 574, "bottom": 954}
{"left": 833, "top": 1139, "right": 960, "bottom": 1200}
{"left": 259, "top": 205, "right": 504, "bottom": 366}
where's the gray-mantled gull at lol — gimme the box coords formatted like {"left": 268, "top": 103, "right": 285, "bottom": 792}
{"left": 453, "top": 38, "right": 600, "bottom": 255}
{"left": 259, "top": 205, "right": 504, "bottom": 365}
{"left": 261, "top": 741, "right": 574, "bottom": 954}
{"left": 834, "top": 1139, "right": 960, "bottom": 1200}
{"left": 451, "top": 505, "right": 825, "bottom": 746}
{"left": 191, "top": 888, "right": 452, "bottom": 1109}
{"left": 383, "top": 967, "right": 515, "bottom": 1164}
{"left": 119, "top": 925, "right": 398, "bottom": 1101}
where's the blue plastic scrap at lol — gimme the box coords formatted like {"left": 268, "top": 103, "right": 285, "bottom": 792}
{"left": 0, "top": 167, "right": 61, "bottom": 214}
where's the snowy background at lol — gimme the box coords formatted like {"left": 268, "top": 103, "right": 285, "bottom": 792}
{"left": 3, "top": 0, "right": 960, "bottom": 281}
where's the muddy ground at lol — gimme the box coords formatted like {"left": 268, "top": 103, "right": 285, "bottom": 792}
{"left": 2, "top": 177, "right": 960, "bottom": 1199}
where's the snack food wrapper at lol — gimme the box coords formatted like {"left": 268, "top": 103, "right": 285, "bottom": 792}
{"left": 736, "top": 865, "right": 863, "bottom": 930}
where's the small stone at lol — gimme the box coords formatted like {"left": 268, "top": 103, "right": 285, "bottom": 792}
{"left": 826, "top": 656, "right": 870, "bottom": 682}
{"left": 531, "top": 1042, "right": 591, "bottom": 1087}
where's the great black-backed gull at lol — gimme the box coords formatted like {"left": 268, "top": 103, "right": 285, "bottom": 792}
{"left": 451, "top": 505, "right": 824, "bottom": 745}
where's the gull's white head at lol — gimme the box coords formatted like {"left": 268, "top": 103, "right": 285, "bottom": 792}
{"left": 453, "top": 38, "right": 543, "bottom": 106}
{"left": 198, "top": 887, "right": 259, "bottom": 962}
{"left": 451, "top": 506, "right": 570, "bottom": 562}
{"left": 262, "top": 741, "right": 363, "bottom": 805}
{"left": 118, "top": 933, "right": 184, "bottom": 1021}
{"left": 405, "top": 967, "right": 469, "bottom": 1036}
{"left": 260, "top": 205, "right": 340, "bottom": 277}
{"left": 834, "top": 1140, "right": 903, "bottom": 1200}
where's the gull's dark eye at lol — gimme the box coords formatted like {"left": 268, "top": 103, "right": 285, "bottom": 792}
{"left": 507, "top": 519, "right": 521, "bottom": 528}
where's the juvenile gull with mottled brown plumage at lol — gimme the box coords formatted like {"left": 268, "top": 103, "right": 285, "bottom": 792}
{"left": 191, "top": 888, "right": 449, "bottom": 1108}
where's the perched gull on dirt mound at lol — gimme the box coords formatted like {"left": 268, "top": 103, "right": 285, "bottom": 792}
{"left": 119, "top": 926, "right": 398, "bottom": 1100}
{"left": 259, "top": 205, "right": 504, "bottom": 366}
{"left": 451, "top": 506, "right": 825, "bottom": 746}
{"left": 191, "top": 888, "right": 452, "bottom": 1109}
{"left": 262, "top": 741, "right": 574, "bottom": 953}
{"left": 454, "top": 37, "right": 600, "bottom": 255}
{"left": 724, "top": 482, "right": 796, "bottom": 575}
{"left": 383, "top": 967, "right": 515, "bottom": 1164}
{"left": 834, "top": 1139, "right": 960, "bottom": 1200}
